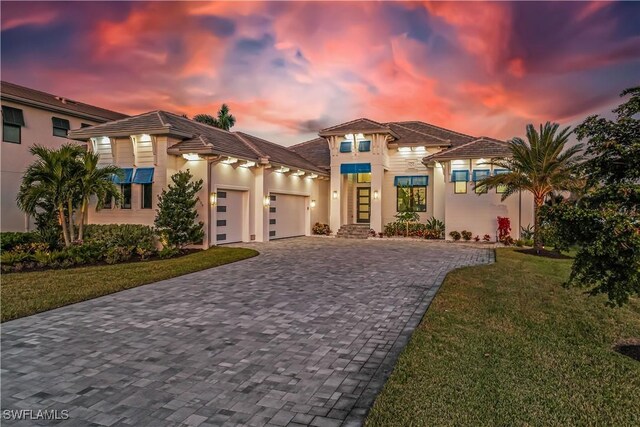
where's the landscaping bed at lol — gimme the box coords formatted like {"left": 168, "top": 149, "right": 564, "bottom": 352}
{"left": 366, "top": 248, "right": 640, "bottom": 426}
{"left": 1, "top": 246, "right": 258, "bottom": 322}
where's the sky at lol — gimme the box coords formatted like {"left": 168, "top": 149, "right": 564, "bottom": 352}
{"left": 2, "top": 1, "right": 639, "bottom": 145}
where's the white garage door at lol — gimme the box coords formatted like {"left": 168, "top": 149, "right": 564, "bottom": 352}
{"left": 269, "top": 194, "right": 306, "bottom": 240}
{"left": 215, "top": 190, "right": 244, "bottom": 244}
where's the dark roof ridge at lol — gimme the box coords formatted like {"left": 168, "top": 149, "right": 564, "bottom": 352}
{"left": 319, "top": 117, "right": 388, "bottom": 133}
{"left": 80, "top": 110, "right": 165, "bottom": 131}
{"left": 385, "top": 122, "right": 451, "bottom": 144}
{"left": 395, "top": 120, "right": 477, "bottom": 139}
{"left": 233, "top": 132, "right": 267, "bottom": 158}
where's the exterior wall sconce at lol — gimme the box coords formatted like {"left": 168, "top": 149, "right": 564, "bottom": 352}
{"left": 373, "top": 190, "right": 379, "bottom": 200}
{"left": 332, "top": 191, "right": 338, "bottom": 199}
{"left": 310, "top": 200, "right": 316, "bottom": 208}
{"left": 222, "top": 157, "right": 238, "bottom": 164}
{"left": 263, "top": 195, "right": 271, "bottom": 207}
{"left": 183, "top": 153, "right": 201, "bottom": 161}
{"left": 209, "top": 192, "right": 217, "bottom": 206}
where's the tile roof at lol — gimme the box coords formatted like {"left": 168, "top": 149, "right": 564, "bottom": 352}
{"left": 318, "top": 118, "right": 395, "bottom": 136}
{"left": 68, "top": 110, "right": 328, "bottom": 174}
{"left": 423, "top": 137, "right": 511, "bottom": 162}
{"left": 289, "top": 137, "right": 330, "bottom": 170}
{"left": 390, "top": 121, "right": 476, "bottom": 147}
{"left": 0, "top": 81, "right": 127, "bottom": 122}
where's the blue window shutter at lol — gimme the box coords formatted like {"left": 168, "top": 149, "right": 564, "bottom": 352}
{"left": 133, "top": 167, "right": 155, "bottom": 184}
{"left": 472, "top": 169, "right": 490, "bottom": 182}
{"left": 340, "top": 163, "right": 371, "bottom": 174}
{"left": 113, "top": 168, "right": 133, "bottom": 184}
{"left": 451, "top": 170, "right": 469, "bottom": 182}
{"left": 358, "top": 140, "right": 371, "bottom": 152}
{"left": 412, "top": 175, "right": 428, "bottom": 186}
{"left": 339, "top": 141, "right": 352, "bottom": 153}
{"left": 494, "top": 168, "right": 509, "bottom": 175}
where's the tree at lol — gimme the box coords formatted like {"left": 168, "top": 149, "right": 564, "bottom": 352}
{"left": 17, "top": 144, "right": 83, "bottom": 246}
{"left": 476, "top": 122, "right": 584, "bottom": 252}
{"left": 154, "top": 170, "right": 205, "bottom": 249}
{"left": 542, "top": 87, "right": 640, "bottom": 306}
{"left": 76, "top": 151, "right": 122, "bottom": 241}
{"left": 193, "top": 103, "right": 236, "bottom": 131}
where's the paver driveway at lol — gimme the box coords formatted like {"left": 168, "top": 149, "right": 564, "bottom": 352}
{"left": 1, "top": 238, "right": 493, "bottom": 427}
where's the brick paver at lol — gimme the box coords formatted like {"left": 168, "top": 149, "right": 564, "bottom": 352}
{"left": 1, "top": 238, "right": 493, "bottom": 426}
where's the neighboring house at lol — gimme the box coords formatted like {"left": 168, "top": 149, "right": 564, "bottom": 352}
{"left": 69, "top": 113, "right": 533, "bottom": 246}
{"left": 68, "top": 111, "right": 331, "bottom": 247}
{"left": 1, "top": 81, "right": 128, "bottom": 231}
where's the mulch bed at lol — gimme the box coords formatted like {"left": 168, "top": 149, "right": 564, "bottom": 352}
{"left": 515, "top": 248, "right": 573, "bottom": 259}
{"left": 614, "top": 339, "right": 640, "bottom": 362}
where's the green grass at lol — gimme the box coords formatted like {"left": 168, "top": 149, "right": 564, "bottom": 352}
{"left": 366, "top": 249, "right": 640, "bottom": 426}
{"left": 0, "top": 247, "right": 258, "bottom": 322}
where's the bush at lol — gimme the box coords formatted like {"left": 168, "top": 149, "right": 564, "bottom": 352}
{"left": 524, "top": 238, "right": 534, "bottom": 247}
{"left": 425, "top": 217, "right": 445, "bottom": 239}
{"left": 0, "top": 232, "right": 40, "bottom": 252}
{"left": 474, "top": 235, "right": 480, "bottom": 242}
{"left": 312, "top": 223, "right": 331, "bottom": 235}
{"left": 483, "top": 234, "right": 491, "bottom": 242}
{"left": 449, "top": 231, "right": 461, "bottom": 241}
{"left": 515, "top": 239, "right": 525, "bottom": 247}
{"left": 461, "top": 230, "right": 472, "bottom": 241}
{"left": 520, "top": 224, "right": 534, "bottom": 240}
{"left": 497, "top": 217, "right": 513, "bottom": 245}
{"left": 158, "top": 246, "right": 181, "bottom": 259}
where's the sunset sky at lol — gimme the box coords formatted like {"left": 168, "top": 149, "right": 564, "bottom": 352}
{"left": 2, "top": 1, "right": 639, "bottom": 145}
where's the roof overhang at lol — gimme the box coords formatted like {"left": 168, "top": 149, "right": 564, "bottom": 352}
{"left": 0, "top": 93, "right": 125, "bottom": 123}
{"left": 68, "top": 127, "right": 193, "bottom": 141}
{"left": 318, "top": 128, "right": 399, "bottom": 139}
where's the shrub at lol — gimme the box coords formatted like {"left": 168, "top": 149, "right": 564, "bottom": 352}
{"left": 158, "top": 246, "right": 181, "bottom": 259}
{"left": 474, "top": 235, "right": 480, "bottom": 242}
{"left": 312, "top": 223, "right": 331, "bottom": 235}
{"left": 523, "top": 238, "right": 534, "bottom": 247}
{"left": 461, "top": 230, "right": 472, "bottom": 241}
{"left": 515, "top": 239, "right": 525, "bottom": 247}
{"left": 0, "top": 232, "right": 40, "bottom": 252}
{"left": 104, "top": 246, "right": 133, "bottom": 264}
{"left": 84, "top": 224, "right": 156, "bottom": 251}
{"left": 520, "top": 224, "right": 534, "bottom": 240}
{"left": 483, "top": 234, "right": 491, "bottom": 242}
{"left": 425, "top": 217, "right": 445, "bottom": 239}
{"left": 449, "top": 231, "right": 461, "bottom": 241}
{"left": 497, "top": 217, "right": 513, "bottom": 245}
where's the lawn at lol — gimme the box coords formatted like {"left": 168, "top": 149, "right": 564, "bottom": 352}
{"left": 366, "top": 249, "right": 640, "bottom": 426}
{"left": 0, "top": 246, "right": 258, "bottom": 322}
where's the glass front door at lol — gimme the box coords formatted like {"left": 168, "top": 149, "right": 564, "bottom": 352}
{"left": 356, "top": 187, "right": 371, "bottom": 223}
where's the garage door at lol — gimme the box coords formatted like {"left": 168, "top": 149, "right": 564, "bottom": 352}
{"left": 269, "top": 194, "right": 306, "bottom": 240}
{"left": 215, "top": 190, "right": 244, "bottom": 244}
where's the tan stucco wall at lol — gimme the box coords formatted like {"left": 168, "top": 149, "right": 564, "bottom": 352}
{"left": 1, "top": 100, "right": 103, "bottom": 231}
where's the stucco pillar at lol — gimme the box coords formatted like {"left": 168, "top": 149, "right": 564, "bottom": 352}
{"left": 330, "top": 165, "right": 342, "bottom": 233}
{"left": 370, "top": 163, "right": 384, "bottom": 233}
{"left": 253, "top": 166, "right": 269, "bottom": 242}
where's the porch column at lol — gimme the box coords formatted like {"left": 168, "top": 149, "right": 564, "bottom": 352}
{"left": 253, "top": 166, "right": 269, "bottom": 242}
{"left": 370, "top": 162, "right": 384, "bottom": 233}
{"left": 330, "top": 165, "right": 342, "bottom": 233}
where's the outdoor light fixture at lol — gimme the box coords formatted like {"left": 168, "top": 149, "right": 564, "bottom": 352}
{"left": 222, "top": 157, "right": 238, "bottom": 165}
{"left": 332, "top": 191, "right": 338, "bottom": 199}
{"left": 183, "top": 153, "right": 201, "bottom": 161}
{"left": 414, "top": 146, "right": 426, "bottom": 152}
{"left": 293, "top": 170, "right": 305, "bottom": 176}
{"left": 310, "top": 200, "right": 316, "bottom": 208}
{"left": 373, "top": 190, "right": 379, "bottom": 200}
{"left": 209, "top": 192, "right": 217, "bottom": 206}
{"left": 263, "top": 196, "right": 271, "bottom": 207}
{"left": 240, "top": 161, "right": 256, "bottom": 168}
{"left": 308, "top": 173, "right": 318, "bottom": 179}
{"left": 398, "top": 147, "right": 412, "bottom": 153}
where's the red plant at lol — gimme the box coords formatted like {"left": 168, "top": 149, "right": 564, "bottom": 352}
{"left": 497, "top": 216, "right": 512, "bottom": 245}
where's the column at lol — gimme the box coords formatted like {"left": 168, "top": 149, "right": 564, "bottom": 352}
{"left": 370, "top": 162, "right": 384, "bottom": 233}
{"left": 253, "top": 166, "right": 269, "bottom": 242}
{"left": 330, "top": 165, "right": 342, "bottom": 233}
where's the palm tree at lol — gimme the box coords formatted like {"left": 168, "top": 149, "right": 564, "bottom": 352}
{"left": 193, "top": 104, "right": 236, "bottom": 131}
{"left": 476, "top": 122, "right": 584, "bottom": 252}
{"left": 76, "top": 151, "right": 122, "bottom": 241}
{"left": 17, "top": 144, "right": 83, "bottom": 246}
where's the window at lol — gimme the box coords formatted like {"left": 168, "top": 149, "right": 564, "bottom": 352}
{"left": 339, "top": 141, "right": 352, "bottom": 153}
{"left": 121, "top": 184, "right": 132, "bottom": 209}
{"left": 357, "top": 172, "right": 371, "bottom": 183}
{"left": 397, "top": 186, "right": 427, "bottom": 212}
{"left": 52, "top": 117, "right": 70, "bottom": 137}
{"left": 141, "top": 183, "right": 153, "bottom": 209}
{"left": 473, "top": 169, "right": 490, "bottom": 194}
{"left": 451, "top": 170, "right": 469, "bottom": 194}
{"left": 2, "top": 106, "right": 24, "bottom": 144}
{"left": 494, "top": 169, "right": 509, "bottom": 194}
{"left": 358, "top": 140, "right": 371, "bottom": 152}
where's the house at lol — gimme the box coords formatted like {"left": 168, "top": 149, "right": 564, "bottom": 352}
{"left": 1, "top": 81, "right": 128, "bottom": 231}
{"left": 67, "top": 111, "right": 331, "bottom": 246}
{"left": 68, "top": 113, "right": 534, "bottom": 246}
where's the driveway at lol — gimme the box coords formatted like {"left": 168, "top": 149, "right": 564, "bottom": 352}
{"left": 1, "top": 238, "right": 493, "bottom": 427}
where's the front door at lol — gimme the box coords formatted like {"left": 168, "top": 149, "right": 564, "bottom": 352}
{"left": 356, "top": 187, "right": 370, "bottom": 223}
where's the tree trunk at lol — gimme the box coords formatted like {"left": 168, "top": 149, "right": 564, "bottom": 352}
{"left": 78, "top": 198, "right": 87, "bottom": 241}
{"left": 533, "top": 196, "right": 544, "bottom": 253}
{"left": 67, "top": 198, "right": 75, "bottom": 242}
{"left": 59, "top": 205, "right": 70, "bottom": 247}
